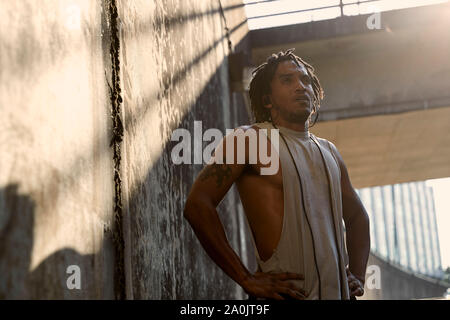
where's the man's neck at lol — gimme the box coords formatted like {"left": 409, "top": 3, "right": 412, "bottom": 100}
{"left": 271, "top": 119, "right": 309, "bottom": 133}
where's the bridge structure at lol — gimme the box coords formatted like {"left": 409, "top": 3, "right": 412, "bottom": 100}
{"left": 237, "top": 1, "right": 450, "bottom": 189}
{"left": 233, "top": 1, "right": 450, "bottom": 299}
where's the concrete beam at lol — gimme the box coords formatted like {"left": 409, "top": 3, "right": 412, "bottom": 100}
{"left": 243, "top": 4, "right": 450, "bottom": 186}
{"left": 311, "top": 107, "right": 450, "bottom": 188}
{"left": 248, "top": 3, "right": 450, "bottom": 120}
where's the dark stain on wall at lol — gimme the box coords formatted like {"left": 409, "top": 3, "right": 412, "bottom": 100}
{"left": 105, "top": 0, "right": 126, "bottom": 300}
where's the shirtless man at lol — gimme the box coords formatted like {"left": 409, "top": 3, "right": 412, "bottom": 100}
{"left": 183, "top": 49, "right": 370, "bottom": 300}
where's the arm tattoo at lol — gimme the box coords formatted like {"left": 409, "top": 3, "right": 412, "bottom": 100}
{"left": 199, "top": 164, "right": 233, "bottom": 188}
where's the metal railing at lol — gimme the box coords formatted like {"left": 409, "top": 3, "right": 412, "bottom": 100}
{"left": 245, "top": 0, "right": 381, "bottom": 20}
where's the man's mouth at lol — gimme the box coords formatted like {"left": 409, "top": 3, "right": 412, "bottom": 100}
{"left": 295, "top": 96, "right": 310, "bottom": 103}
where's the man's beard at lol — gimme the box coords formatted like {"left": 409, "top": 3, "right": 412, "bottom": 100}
{"left": 280, "top": 103, "right": 311, "bottom": 125}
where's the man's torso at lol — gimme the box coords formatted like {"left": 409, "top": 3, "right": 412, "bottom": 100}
{"left": 233, "top": 122, "right": 348, "bottom": 299}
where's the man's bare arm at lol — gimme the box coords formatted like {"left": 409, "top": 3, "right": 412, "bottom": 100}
{"left": 184, "top": 129, "right": 306, "bottom": 300}
{"left": 184, "top": 160, "right": 251, "bottom": 287}
{"left": 330, "top": 142, "right": 370, "bottom": 294}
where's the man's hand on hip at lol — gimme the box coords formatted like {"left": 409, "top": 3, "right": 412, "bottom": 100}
{"left": 242, "top": 272, "right": 308, "bottom": 300}
{"left": 346, "top": 267, "right": 365, "bottom": 298}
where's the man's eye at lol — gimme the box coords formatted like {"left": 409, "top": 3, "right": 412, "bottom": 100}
{"left": 282, "top": 78, "right": 291, "bottom": 83}
{"left": 302, "top": 76, "right": 312, "bottom": 85}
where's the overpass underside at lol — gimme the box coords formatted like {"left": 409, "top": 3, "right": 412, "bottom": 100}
{"left": 312, "top": 107, "right": 450, "bottom": 189}
{"left": 247, "top": 3, "right": 450, "bottom": 188}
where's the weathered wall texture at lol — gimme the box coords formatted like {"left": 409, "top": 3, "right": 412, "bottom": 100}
{"left": 360, "top": 253, "right": 449, "bottom": 300}
{"left": 1, "top": 0, "right": 251, "bottom": 299}
{"left": 4, "top": 0, "right": 447, "bottom": 301}
{"left": 0, "top": 0, "right": 116, "bottom": 298}
{"left": 118, "top": 0, "right": 252, "bottom": 299}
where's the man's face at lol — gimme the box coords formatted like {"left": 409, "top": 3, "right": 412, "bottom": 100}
{"left": 267, "top": 60, "right": 314, "bottom": 124}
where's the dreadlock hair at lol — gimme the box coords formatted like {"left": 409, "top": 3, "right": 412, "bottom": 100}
{"left": 248, "top": 48, "right": 324, "bottom": 128}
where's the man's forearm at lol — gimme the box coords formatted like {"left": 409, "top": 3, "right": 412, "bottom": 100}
{"left": 346, "top": 220, "right": 370, "bottom": 281}
{"left": 184, "top": 200, "right": 251, "bottom": 288}
{"left": 345, "top": 206, "right": 370, "bottom": 282}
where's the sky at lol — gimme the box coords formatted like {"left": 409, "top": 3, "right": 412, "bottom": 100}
{"left": 244, "top": 0, "right": 450, "bottom": 30}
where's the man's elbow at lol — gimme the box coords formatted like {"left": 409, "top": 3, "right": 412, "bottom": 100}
{"left": 357, "top": 210, "right": 370, "bottom": 231}
{"left": 345, "top": 203, "right": 370, "bottom": 230}
{"left": 351, "top": 212, "right": 370, "bottom": 235}
{"left": 183, "top": 194, "right": 213, "bottom": 222}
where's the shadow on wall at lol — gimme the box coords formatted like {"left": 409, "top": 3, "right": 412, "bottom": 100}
{"left": 125, "top": 56, "right": 254, "bottom": 299}
{"left": 120, "top": 2, "right": 253, "bottom": 299}
{"left": 0, "top": 1, "right": 251, "bottom": 299}
{"left": 0, "top": 63, "right": 252, "bottom": 300}
{"left": 120, "top": 19, "right": 249, "bottom": 135}
{"left": 0, "top": 184, "right": 114, "bottom": 299}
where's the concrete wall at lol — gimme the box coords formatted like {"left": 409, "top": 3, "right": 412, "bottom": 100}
{"left": 361, "top": 253, "right": 449, "bottom": 300}
{"left": 118, "top": 0, "right": 252, "bottom": 299}
{"left": 0, "top": 0, "right": 115, "bottom": 299}
{"left": 0, "top": 0, "right": 253, "bottom": 299}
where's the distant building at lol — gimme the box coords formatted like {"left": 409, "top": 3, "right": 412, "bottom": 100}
{"left": 356, "top": 181, "right": 443, "bottom": 279}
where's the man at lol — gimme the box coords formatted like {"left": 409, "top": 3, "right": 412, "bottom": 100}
{"left": 183, "top": 49, "right": 370, "bottom": 300}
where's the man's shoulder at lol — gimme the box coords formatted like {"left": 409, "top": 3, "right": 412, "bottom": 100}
{"left": 312, "top": 135, "right": 344, "bottom": 169}
{"left": 311, "top": 134, "right": 340, "bottom": 155}
{"left": 312, "top": 134, "right": 333, "bottom": 147}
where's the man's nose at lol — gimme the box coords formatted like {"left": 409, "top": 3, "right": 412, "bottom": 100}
{"left": 295, "top": 79, "right": 307, "bottom": 92}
